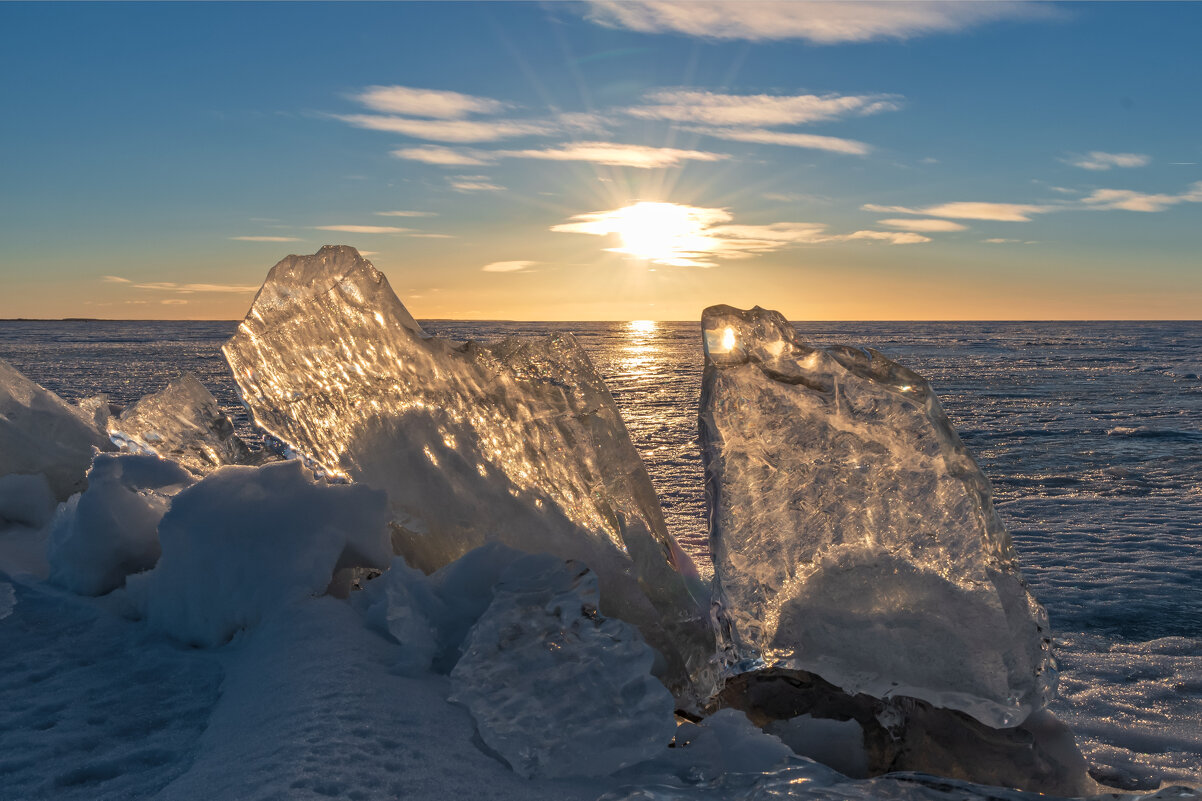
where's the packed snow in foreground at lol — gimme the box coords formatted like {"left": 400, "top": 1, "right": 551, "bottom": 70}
{"left": 0, "top": 246, "right": 1196, "bottom": 801}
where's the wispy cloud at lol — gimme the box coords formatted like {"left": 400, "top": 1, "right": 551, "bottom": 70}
{"left": 1065, "top": 151, "right": 1151, "bottom": 171}
{"left": 552, "top": 201, "right": 928, "bottom": 268}
{"left": 685, "top": 127, "right": 870, "bottom": 155}
{"left": 353, "top": 85, "right": 509, "bottom": 119}
{"left": 338, "top": 114, "right": 554, "bottom": 143}
{"left": 1080, "top": 182, "right": 1202, "bottom": 212}
{"left": 630, "top": 89, "right": 900, "bottom": 126}
{"left": 375, "top": 210, "right": 436, "bottom": 217}
{"left": 863, "top": 201, "right": 1051, "bottom": 222}
{"left": 133, "top": 282, "right": 259, "bottom": 293}
{"left": 482, "top": 261, "right": 536, "bottom": 273}
{"left": 496, "top": 141, "right": 727, "bottom": 168}
{"left": 584, "top": 1, "right": 1044, "bottom": 43}
{"left": 390, "top": 146, "right": 492, "bottom": 166}
{"left": 314, "top": 225, "right": 411, "bottom": 233}
{"left": 161, "top": 299, "right": 188, "bottom": 305}
{"left": 394, "top": 141, "right": 727, "bottom": 169}
{"left": 983, "top": 238, "right": 1036, "bottom": 244}
{"left": 878, "top": 218, "right": 968, "bottom": 232}
{"left": 448, "top": 176, "right": 505, "bottom": 192}
{"left": 230, "top": 235, "right": 302, "bottom": 242}
{"left": 102, "top": 275, "right": 131, "bottom": 283}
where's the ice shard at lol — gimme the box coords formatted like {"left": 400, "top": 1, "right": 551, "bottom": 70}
{"left": 699, "top": 305, "right": 1053, "bottom": 728}
{"left": 107, "top": 373, "right": 254, "bottom": 475}
{"left": 223, "top": 246, "right": 717, "bottom": 705}
{"left": 0, "top": 358, "right": 114, "bottom": 500}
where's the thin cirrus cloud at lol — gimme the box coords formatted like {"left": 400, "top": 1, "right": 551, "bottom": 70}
{"left": 375, "top": 210, "right": 437, "bottom": 217}
{"left": 482, "top": 261, "right": 536, "bottom": 273}
{"left": 102, "top": 275, "right": 131, "bottom": 283}
{"left": 863, "top": 201, "right": 1052, "bottom": 222}
{"left": 394, "top": 141, "right": 728, "bottom": 169}
{"left": 877, "top": 218, "right": 968, "bottom": 232}
{"left": 551, "top": 201, "right": 928, "bottom": 269}
{"left": 337, "top": 114, "right": 555, "bottom": 143}
{"left": 448, "top": 176, "right": 505, "bottom": 192}
{"left": 583, "top": 1, "right": 1045, "bottom": 44}
{"left": 353, "top": 85, "right": 510, "bottom": 119}
{"left": 626, "top": 89, "right": 897, "bottom": 155}
{"left": 132, "top": 282, "right": 259, "bottom": 294}
{"left": 684, "top": 127, "right": 870, "bottom": 155}
{"left": 630, "top": 89, "right": 900, "bottom": 126}
{"left": 230, "top": 236, "right": 302, "bottom": 242}
{"left": 314, "top": 225, "right": 411, "bottom": 233}
{"left": 1079, "top": 181, "right": 1202, "bottom": 212}
{"left": 1065, "top": 151, "right": 1151, "bottom": 171}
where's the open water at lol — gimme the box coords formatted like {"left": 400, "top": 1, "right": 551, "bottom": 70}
{"left": 1, "top": 319, "right": 1199, "bottom": 788}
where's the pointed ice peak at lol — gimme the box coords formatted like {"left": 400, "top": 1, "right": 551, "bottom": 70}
{"left": 700, "top": 304, "right": 1053, "bottom": 728}
{"left": 108, "top": 372, "right": 253, "bottom": 474}
{"left": 246, "top": 245, "right": 424, "bottom": 336}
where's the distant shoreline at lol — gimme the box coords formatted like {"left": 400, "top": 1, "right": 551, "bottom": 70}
{"left": 2, "top": 318, "right": 1201, "bottom": 324}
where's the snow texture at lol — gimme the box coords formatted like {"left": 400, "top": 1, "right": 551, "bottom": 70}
{"left": 0, "top": 357, "right": 113, "bottom": 500}
{"left": 107, "top": 372, "right": 254, "bottom": 474}
{"left": 449, "top": 552, "right": 677, "bottom": 778}
{"left": 223, "top": 245, "right": 717, "bottom": 706}
{"left": 0, "top": 472, "right": 58, "bottom": 529}
{"left": 699, "top": 304, "right": 1054, "bottom": 728}
{"left": 47, "top": 453, "right": 194, "bottom": 596}
{"left": 127, "top": 459, "right": 391, "bottom": 647}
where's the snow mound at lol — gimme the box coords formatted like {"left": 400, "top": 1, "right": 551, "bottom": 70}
{"left": 699, "top": 304, "right": 1053, "bottom": 728}
{"left": 47, "top": 453, "right": 194, "bottom": 596}
{"left": 128, "top": 459, "right": 391, "bottom": 647}
{"left": 0, "top": 357, "right": 114, "bottom": 500}
{"left": 0, "top": 472, "right": 58, "bottom": 528}
{"left": 450, "top": 552, "right": 677, "bottom": 778}
{"left": 108, "top": 373, "right": 254, "bottom": 474}
{"left": 223, "top": 245, "right": 717, "bottom": 706}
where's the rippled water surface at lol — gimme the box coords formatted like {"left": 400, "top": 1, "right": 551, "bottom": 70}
{"left": 3, "top": 318, "right": 1200, "bottom": 786}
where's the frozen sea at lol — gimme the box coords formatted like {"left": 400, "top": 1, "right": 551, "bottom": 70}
{"left": 1, "top": 319, "right": 1199, "bottom": 790}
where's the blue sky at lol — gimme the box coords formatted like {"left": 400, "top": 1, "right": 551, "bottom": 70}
{"left": 1, "top": 1, "right": 1199, "bottom": 320}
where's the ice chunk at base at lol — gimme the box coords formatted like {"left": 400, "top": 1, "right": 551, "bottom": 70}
{"left": 0, "top": 358, "right": 114, "bottom": 500}
{"left": 699, "top": 304, "right": 1053, "bottom": 728}
{"left": 107, "top": 373, "right": 254, "bottom": 474}
{"left": 128, "top": 460, "right": 391, "bottom": 647}
{"left": 449, "top": 553, "right": 677, "bottom": 778}
{"left": 47, "top": 453, "right": 194, "bottom": 596}
{"left": 223, "top": 246, "right": 716, "bottom": 705}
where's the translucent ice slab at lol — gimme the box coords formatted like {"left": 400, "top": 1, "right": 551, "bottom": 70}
{"left": 107, "top": 373, "right": 254, "bottom": 474}
{"left": 223, "top": 246, "right": 716, "bottom": 705}
{"left": 0, "top": 358, "right": 113, "bottom": 500}
{"left": 699, "top": 305, "right": 1054, "bottom": 728}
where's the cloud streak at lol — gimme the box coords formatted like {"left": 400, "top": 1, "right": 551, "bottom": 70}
{"left": 630, "top": 89, "right": 900, "bottom": 126}
{"left": 353, "top": 85, "right": 509, "bottom": 119}
{"left": 863, "top": 201, "right": 1051, "bottom": 222}
{"left": 230, "top": 236, "right": 302, "bottom": 242}
{"left": 482, "top": 261, "right": 536, "bottom": 273}
{"left": 877, "top": 218, "right": 968, "bottom": 232}
{"left": 686, "top": 127, "right": 870, "bottom": 155}
{"left": 584, "top": 1, "right": 1043, "bottom": 43}
{"left": 393, "top": 141, "right": 728, "bottom": 169}
{"left": 314, "top": 225, "right": 411, "bottom": 233}
{"left": 133, "top": 282, "right": 259, "bottom": 294}
{"left": 1065, "top": 151, "right": 1151, "bottom": 171}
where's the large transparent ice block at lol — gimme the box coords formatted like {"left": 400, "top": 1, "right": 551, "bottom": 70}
{"left": 0, "top": 358, "right": 114, "bottom": 500}
{"left": 699, "top": 305, "right": 1053, "bottom": 728}
{"left": 107, "top": 373, "right": 254, "bottom": 474}
{"left": 222, "top": 246, "right": 716, "bottom": 705}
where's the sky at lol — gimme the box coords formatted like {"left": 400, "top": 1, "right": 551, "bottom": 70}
{"left": 1, "top": 1, "right": 1200, "bottom": 321}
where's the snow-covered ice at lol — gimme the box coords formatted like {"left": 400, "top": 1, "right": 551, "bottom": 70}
{"left": 0, "top": 357, "right": 113, "bottom": 500}
{"left": 450, "top": 552, "right": 678, "bottom": 778}
{"left": 699, "top": 304, "right": 1053, "bottom": 728}
{"left": 47, "top": 453, "right": 193, "bottom": 596}
{"left": 107, "top": 372, "right": 255, "bottom": 474}
{"left": 127, "top": 459, "right": 391, "bottom": 647}
{"left": 0, "top": 472, "right": 57, "bottom": 529}
{"left": 223, "top": 245, "right": 717, "bottom": 705}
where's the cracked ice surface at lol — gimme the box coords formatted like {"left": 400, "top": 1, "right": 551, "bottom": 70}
{"left": 223, "top": 246, "right": 716, "bottom": 705}
{"left": 107, "top": 373, "right": 255, "bottom": 475}
{"left": 699, "top": 305, "right": 1054, "bottom": 728}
